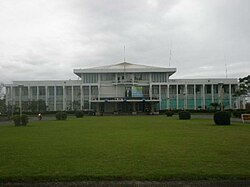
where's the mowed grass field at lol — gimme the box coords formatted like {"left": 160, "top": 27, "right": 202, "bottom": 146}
{"left": 0, "top": 116, "right": 250, "bottom": 182}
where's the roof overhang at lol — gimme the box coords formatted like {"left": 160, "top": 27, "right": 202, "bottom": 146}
{"left": 74, "top": 62, "right": 176, "bottom": 77}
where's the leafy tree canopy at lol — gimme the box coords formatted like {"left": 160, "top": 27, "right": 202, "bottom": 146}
{"left": 234, "top": 75, "right": 250, "bottom": 97}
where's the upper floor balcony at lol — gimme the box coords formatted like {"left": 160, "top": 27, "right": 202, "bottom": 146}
{"left": 111, "top": 79, "right": 149, "bottom": 85}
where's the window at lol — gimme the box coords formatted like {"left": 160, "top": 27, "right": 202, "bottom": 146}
{"left": 169, "top": 85, "right": 177, "bottom": 94}
{"left": 187, "top": 85, "right": 194, "bottom": 94}
{"left": 82, "top": 73, "right": 98, "bottom": 83}
{"left": 56, "top": 86, "right": 63, "bottom": 96}
{"left": 205, "top": 85, "right": 211, "bottom": 94}
{"left": 101, "top": 73, "right": 115, "bottom": 81}
{"left": 213, "top": 85, "right": 218, "bottom": 94}
{"left": 39, "top": 86, "right": 45, "bottom": 95}
{"left": 223, "top": 85, "right": 229, "bottom": 94}
{"left": 31, "top": 87, "right": 37, "bottom": 97}
{"left": 48, "top": 86, "right": 54, "bottom": 96}
{"left": 91, "top": 86, "right": 98, "bottom": 96}
{"left": 178, "top": 85, "right": 185, "bottom": 94}
{"left": 152, "top": 73, "right": 167, "bottom": 82}
{"left": 134, "top": 73, "right": 142, "bottom": 80}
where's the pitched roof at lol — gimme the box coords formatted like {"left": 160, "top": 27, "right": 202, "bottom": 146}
{"left": 74, "top": 62, "right": 176, "bottom": 76}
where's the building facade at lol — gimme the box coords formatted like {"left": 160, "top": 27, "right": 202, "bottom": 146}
{"left": 5, "top": 62, "right": 240, "bottom": 114}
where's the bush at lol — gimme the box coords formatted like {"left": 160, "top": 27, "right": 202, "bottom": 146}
{"left": 179, "top": 111, "right": 191, "bottom": 120}
{"left": 56, "top": 112, "right": 67, "bottom": 120}
{"left": 214, "top": 111, "right": 231, "bottom": 125}
{"left": 166, "top": 111, "right": 174, "bottom": 117}
{"left": 12, "top": 115, "right": 29, "bottom": 126}
{"left": 0, "top": 115, "right": 10, "bottom": 121}
{"left": 75, "top": 111, "right": 84, "bottom": 118}
{"left": 232, "top": 110, "right": 249, "bottom": 118}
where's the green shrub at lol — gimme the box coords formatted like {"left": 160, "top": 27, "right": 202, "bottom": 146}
{"left": 214, "top": 111, "right": 231, "bottom": 125}
{"left": 166, "top": 111, "right": 174, "bottom": 117}
{"left": 12, "top": 115, "right": 29, "bottom": 126}
{"left": 75, "top": 111, "right": 84, "bottom": 118}
{"left": 55, "top": 112, "right": 67, "bottom": 120}
{"left": 232, "top": 110, "right": 249, "bottom": 118}
{"left": 0, "top": 115, "right": 10, "bottom": 121}
{"left": 179, "top": 111, "right": 191, "bottom": 120}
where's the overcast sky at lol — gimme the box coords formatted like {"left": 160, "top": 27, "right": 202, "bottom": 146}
{"left": 0, "top": 0, "right": 249, "bottom": 83}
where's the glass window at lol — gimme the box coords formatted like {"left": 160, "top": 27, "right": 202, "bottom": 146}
{"left": 101, "top": 73, "right": 115, "bottom": 81}
{"left": 223, "top": 85, "right": 229, "bottom": 93}
{"left": 205, "top": 85, "right": 211, "bottom": 94}
{"left": 48, "top": 86, "right": 54, "bottom": 96}
{"left": 82, "top": 73, "right": 98, "bottom": 83}
{"left": 56, "top": 86, "right": 63, "bottom": 96}
{"left": 152, "top": 73, "right": 167, "bottom": 82}
{"left": 169, "top": 85, "right": 177, "bottom": 94}
{"left": 187, "top": 85, "right": 194, "bottom": 94}
{"left": 31, "top": 87, "right": 37, "bottom": 97}
{"left": 178, "top": 85, "right": 185, "bottom": 94}
{"left": 39, "top": 86, "right": 45, "bottom": 95}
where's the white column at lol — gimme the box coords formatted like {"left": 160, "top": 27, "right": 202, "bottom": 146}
{"left": 30, "top": 87, "right": 33, "bottom": 101}
{"left": 19, "top": 86, "right": 22, "bottom": 109}
{"left": 149, "top": 73, "right": 152, "bottom": 100}
{"left": 63, "top": 85, "right": 66, "bottom": 111}
{"left": 54, "top": 86, "right": 56, "bottom": 111}
{"left": 176, "top": 84, "right": 178, "bottom": 109}
{"left": 194, "top": 84, "right": 196, "bottom": 110}
{"left": 229, "top": 84, "right": 232, "bottom": 109}
{"left": 167, "top": 84, "right": 170, "bottom": 110}
{"left": 185, "top": 84, "right": 188, "bottom": 110}
{"left": 159, "top": 85, "right": 161, "bottom": 110}
{"left": 98, "top": 74, "right": 101, "bottom": 101}
{"left": 28, "top": 86, "right": 31, "bottom": 102}
{"left": 80, "top": 85, "right": 83, "bottom": 110}
{"left": 5, "top": 87, "right": 8, "bottom": 106}
{"left": 149, "top": 84, "right": 152, "bottom": 100}
{"left": 11, "top": 86, "right": 15, "bottom": 106}
{"left": 71, "top": 86, "right": 74, "bottom": 110}
{"left": 45, "top": 86, "right": 48, "bottom": 107}
{"left": 98, "top": 84, "right": 100, "bottom": 101}
{"left": 37, "top": 86, "right": 39, "bottom": 101}
{"left": 211, "top": 84, "right": 214, "bottom": 103}
{"left": 89, "top": 85, "right": 91, "bottom": 109}
{"left": 202, "top": 84, "right": 205, "bottom": 110}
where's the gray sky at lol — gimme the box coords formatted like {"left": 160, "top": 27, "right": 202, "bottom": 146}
{"left": 0, "top": 0, "right": 250, "bottom": 83}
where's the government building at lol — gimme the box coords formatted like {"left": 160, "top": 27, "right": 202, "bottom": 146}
{"left": 5, "top": 62, "right": 240, "bottom": 114}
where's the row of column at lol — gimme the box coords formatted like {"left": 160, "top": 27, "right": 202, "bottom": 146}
{"left": 7, "top": 83, "right": 234, "bottom": 111}
{"left": 8, "top": 85, "right": 94, "bottom": 111}
{"left": 157, "top": 84, "right": 233, "bottom": 110}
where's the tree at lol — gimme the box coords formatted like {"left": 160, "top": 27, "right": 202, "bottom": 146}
{"left": 0, "top": 83, "right": 4, "bottom": 100}
{"left": 235, "top": 75, "right": 250, "bottom": 97}
{"left": 234, "top": 75, "right": 250, "bottom": 108}
{"left": 0, "top": 83, "right": 5, "bottom": 114}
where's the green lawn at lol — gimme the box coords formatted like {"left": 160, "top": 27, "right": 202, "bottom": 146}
{"left": 0, "top": 116, "right": 250, "bottom": 182}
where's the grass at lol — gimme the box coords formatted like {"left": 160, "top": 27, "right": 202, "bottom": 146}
{"left": 0, "top": 116, "right": 250, "bottom": 182}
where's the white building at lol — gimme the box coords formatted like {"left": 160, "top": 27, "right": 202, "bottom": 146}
{"left": 5, "top": 62, "right": 239, "bottom": 114}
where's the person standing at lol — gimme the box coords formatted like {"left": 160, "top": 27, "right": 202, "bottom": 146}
{"left": 38, "top": 113, "right": 42, "bottom": 120}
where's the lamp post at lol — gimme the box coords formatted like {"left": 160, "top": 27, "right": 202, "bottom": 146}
{"left": 218, "top": 82, "right": 224, "bottom": 111}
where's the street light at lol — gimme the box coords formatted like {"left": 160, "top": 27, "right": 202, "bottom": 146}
{"left": 218, "top": 82, "right": 224, "bottom": 111}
